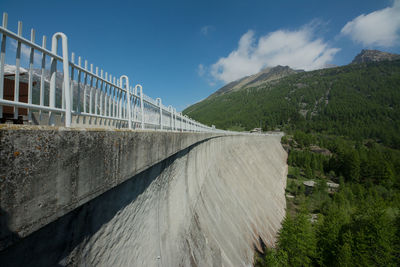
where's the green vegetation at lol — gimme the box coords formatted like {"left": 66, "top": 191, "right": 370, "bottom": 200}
{"left": 184, "top": 60, "right": 400, "bottom": 266}
{"left": 183, "top": 60, "right": 400, "bottom": 149}
{"left": 255, "top": 133, "right": 400, "bottom": 266}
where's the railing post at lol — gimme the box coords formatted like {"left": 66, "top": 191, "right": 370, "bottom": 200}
{"left": 14, "top": 21, "right": 22, "bottom": 120}
{"left": 77, "top": 56, "right": 82, "bottom": 113}
{"left": 100, "top": 69, "right": 104, "bottom": 116}
{"left": 50, "top": 35, "right": 57, "bottom": 124}
{"left": 50, "top": 32, "right": 71, "bottom": 127}
{"left": 156, "top": 97, "right": 163, "bottom": 130}
{"left": 120, "top": 75, "right": 131, "bottom": 129}
{"left": 168, "top": 105, "right": 173, "bottom": 130}
{"left": 95, "top": 67, "right": 99, "bottom": 116}
{"left": 28, "top": 28, "right": 35, "bottom": 122}
{"left": 180, "top": 113, "right": 182, "bottom": 131}
{"left": 184, "top": 115, "right": 188, "bottom": 132}
{"left": 39, "top": 35, "right": 46, "bottom": 120}
{"left": 89, "top": 64, "right": 93, "bottom": 115}
{"left": 0, "top": 12, "right": 8, "bottom": 119}
{"left": 70, "top": 52, "right": 75, "bottom": 113}
{"left": 83, "top": 60, "right": 88, "bottom": 115}
{"left": 173, "top": 108, "right": 177, "bottom": 131}
{"left": 137, "top": 84, "right": 144, "bottom": 129}
{"left": 133, "top": 86, "right": 137, "bottom": 128}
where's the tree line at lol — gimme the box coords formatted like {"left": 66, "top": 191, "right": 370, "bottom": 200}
{"left": 256, "top": 132, "right": 400, "bottom": 266}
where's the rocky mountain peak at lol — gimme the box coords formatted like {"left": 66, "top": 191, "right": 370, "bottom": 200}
{"left": 351, "top": 49, "right": 400, "bottom": 64}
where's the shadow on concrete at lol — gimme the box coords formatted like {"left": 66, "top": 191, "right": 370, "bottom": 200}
{"left": 0, "top": 145, "right": 186, "bottom": 267}
{"left": 0, "top": 208, "right": 21, "bottom": 252}
{"left": 0, "top": 135, "right": 220, "bottom": 267}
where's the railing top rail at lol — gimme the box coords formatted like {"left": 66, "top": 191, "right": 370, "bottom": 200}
{"left": 0, "top": 26, "right": 63, "bottom": 61}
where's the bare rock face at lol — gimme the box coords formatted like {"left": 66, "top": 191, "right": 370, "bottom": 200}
{"left": 0, "top": 135, "right": 287, "bottom": 267}
{"left": 351, "top": 49, "right": 400, "bottom": 64}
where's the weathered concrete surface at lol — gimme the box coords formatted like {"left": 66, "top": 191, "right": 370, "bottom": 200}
{"left": 0, "top": 130, "right": 287, "bottom": 266}
{"left": 30, "top": 111, "right": 131, "bottom": 129}
{"left": 0, "top": 125, "right": 225, "bottom": 251}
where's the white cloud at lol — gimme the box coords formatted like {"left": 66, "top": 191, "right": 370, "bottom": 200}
{"left": 197, "top": 64, "right": 217, "bottom": 86}
{"left": 10, "top": 39, "right": 34, "bottom": 59}
{"left": 10, "top": 39, "right": 44, "bottom": 65}
{"left": 197, "top": 64, "right": 205, "bottom": 76}
{"left": 200, "top": 25, "right": 214, "bottom": 36}
{"left": 9, "top": 39, "right": 52, "bottom": 68}
{"left": 210, "top": 26, "right": 339, "bottom": 83}
{"left": 341, "top": 0, "right": 400, "bottom": 47}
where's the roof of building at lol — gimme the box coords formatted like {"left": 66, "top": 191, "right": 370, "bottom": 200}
{"left": 4, "top": 64, "right": 28, "bottom": 76}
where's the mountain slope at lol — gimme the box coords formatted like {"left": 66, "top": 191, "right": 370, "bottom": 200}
{"left": 209, "top": 65, "right": 303, "bottom": 98}
{"left": 184, "top": 60, "right": 400, "bottom": 148}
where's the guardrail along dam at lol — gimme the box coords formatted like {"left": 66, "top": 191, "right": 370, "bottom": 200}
{"left": 0, "top": 126, "right": 287, "bottom": 266}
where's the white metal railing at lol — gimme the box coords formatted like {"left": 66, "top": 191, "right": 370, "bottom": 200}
{"left": 0, "top": 12, "right": 229, "bottom": 133}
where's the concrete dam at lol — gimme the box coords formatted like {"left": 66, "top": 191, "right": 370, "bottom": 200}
{"left": 0, "top": 126, "right": 287, "bottom": 266}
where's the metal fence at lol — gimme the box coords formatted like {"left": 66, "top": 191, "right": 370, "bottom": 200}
{"left": 0, "top": 12, "right": 222, "bottom": 133}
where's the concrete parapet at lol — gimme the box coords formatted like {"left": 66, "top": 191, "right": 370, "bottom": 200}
{"left": 0, "top": 125, "right": 225, "bottom": 251}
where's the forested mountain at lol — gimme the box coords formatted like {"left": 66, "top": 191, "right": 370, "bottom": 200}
{"left": 184, "top": 51, "right": 400, "bottom": 266}
{"left": 184, "top": 59, "right": 400, "bottom": 149}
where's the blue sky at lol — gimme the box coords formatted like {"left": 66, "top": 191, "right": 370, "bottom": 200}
{"left": 1, "top": 0, "right": 400, "bottom": 110}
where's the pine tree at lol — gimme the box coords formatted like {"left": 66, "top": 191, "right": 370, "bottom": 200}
{"left": 305, "top": 164, "right": 313, "bottom": 179}
{"left": 337, "top": 231, "right": 353, "bottom": 267}
{"left": 278, "top": 211, "right": 316, "bottom": 266}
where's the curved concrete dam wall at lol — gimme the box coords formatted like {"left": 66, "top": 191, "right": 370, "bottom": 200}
{"left": 0, "top": 130, "right": 287, "bottom": 266}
